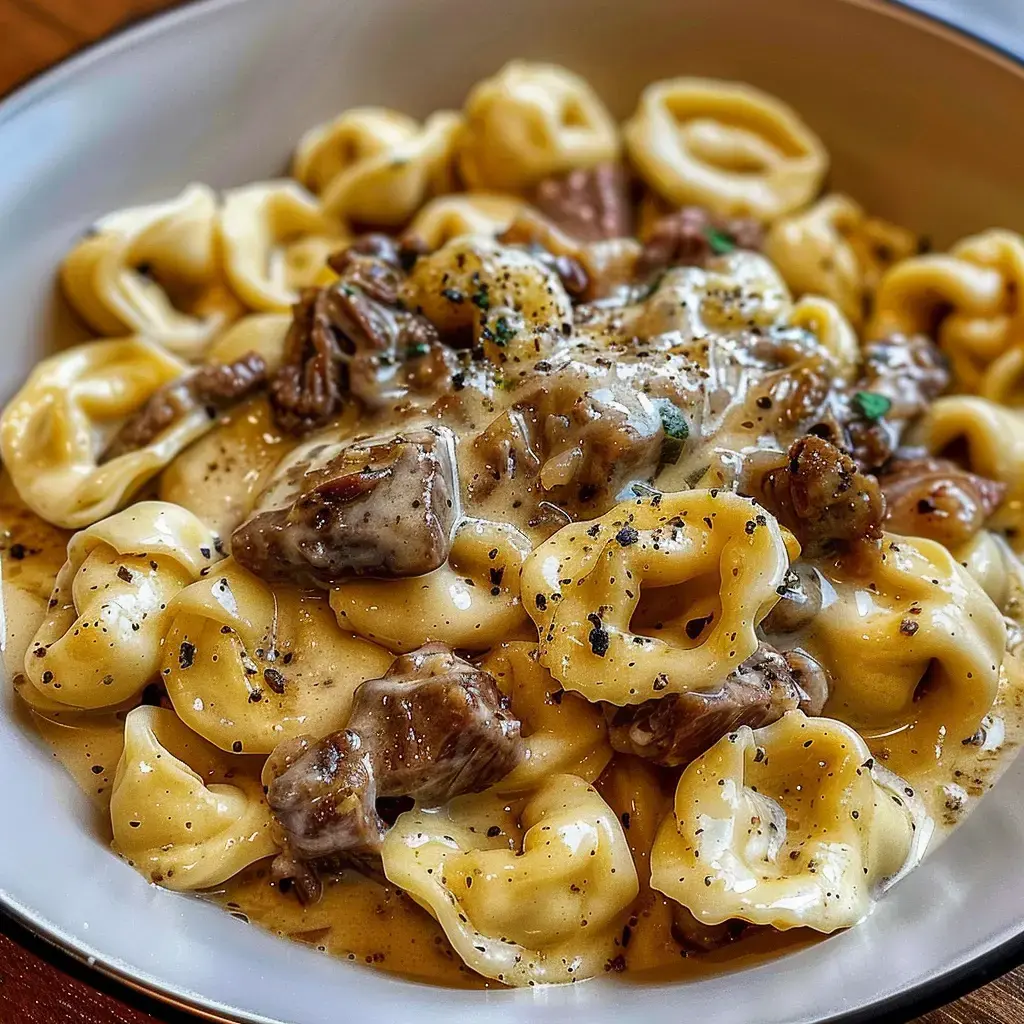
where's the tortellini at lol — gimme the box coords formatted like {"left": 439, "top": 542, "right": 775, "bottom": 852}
{"left": 293, "top": 107, "right": 460, "bottom": 226}
{"left": 382, "top": 774, "right": 637, "bottom": 985}
{"left": 522, "top": 491, "right": 789, "bottom": 704}
{"left": 800, "top": 534, "right": 1005, "bottom": 776}
{"left": 23, "top": 502, "right": 221, "bottom": 709}
{"left": 111, "top": 706, "right": 277, "bottom": 889}
{"left": 330, "top": 519, "right": 532, "bottom": 653}
{"left": 786, "top": 294, "right": 860, "bottom": 378}
{"left": 404, "top": 192, "right": 526, "bottom": 250}
{"left": 914, "top": 396, "right": 1024, "bottom": 547}
{"left": 220, "top": 180, "right": 346, "bottom": 312}
{"left": 401, "top": 236, "right": 573, "bottom": 363}
{"left": 457, "top": 61, "right": 620, "bottom": 192}
{"left": 60, "top": 184, "right": 241, "bottom": 359}
{"left": 954, "top": 530, "right": 1024, "bottom": 625}
{"left": 651, "top": 713, "right": 929, "bottom": 933}
{"left": 0, "top": 338, "right": 212, "bottom": 529}
{"left": 764, "top": 194, "right": 917, "bottom": 326}
{"left": 869, "top": 229, "right": 1024, "bottom": 392}
{"left": 624, "top": 78, "right": 827, "bottom": 220}
{"left": 162, "top": 558, "right": 393, "bottom": 753}
{"left": 480, "top": 642, "right": 611, "bottom": 793}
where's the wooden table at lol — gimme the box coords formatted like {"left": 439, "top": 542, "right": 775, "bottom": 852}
{"left": 0, "top": 1, "right": 1022, "bottom": 1021}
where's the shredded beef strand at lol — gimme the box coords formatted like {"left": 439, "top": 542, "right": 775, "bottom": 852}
{"left": 639, "top": 206, "right": 764, "bottom": 274}
{"left": 101, "top": 351, "right": 267, "bottom": 462}
{"left": 531, "top": 163, "right": 633, "bottom": 242}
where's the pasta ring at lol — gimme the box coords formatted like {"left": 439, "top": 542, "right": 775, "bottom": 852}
{"left": 521, "top": 490, "right": 789, "bottom": 704}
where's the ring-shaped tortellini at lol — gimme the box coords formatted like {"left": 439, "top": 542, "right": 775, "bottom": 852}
{"left": 456, "top": 61, "right": 620, "bottom": 193}
{"left": 913, "top": 396, "right": 1024, "bottom": 547}
{"left": 0, "top": 338, "right": 215, "bottom": 529}
{"left": 869, "top": 229, "right": 1024, "bottom": 392}
{"left": 111, "top": 706, "right": 277, "bottom": 889}
{"left": 23, "top": 502, "right": 221, "bottom": 709}
{"left": 764, "top": 194, "right": 917, "bottom": 326}
{"left": 162, "top": 558, "right": 393, "bottom": 754}
{"left": 330, "top": 519, "right": 532, "bottom": 653}
{"left": 954, "top": 530, "right": 1024, "bottom": 624}
{"left": 381, "top": 773, "right": 638, "bottom": 985}
{"left": 480, "top": 642, "right": 612, "bottom": 794}
{"left": 623, "top": 78, "right": 828, "bottom": 220}
{"left": 786, "top": 294, "right": 860, "bottom": 379}
{"left": 293, "top": 107, "right": 461, "bottom": 226}
{"left": 650, "top": 712, "right": 930, "bottom": 933}
{"left": 60, "top": 184, "right": 241, "bottom": 359}
{"left": 401, "top": 236, "right": 573, "bottom": 364}
{"left": 521, "top": 490, "right": 789, "bottom": 705}
{"left": 799, "top": 534, "right": 1005, "bottom": 776}
{"left": 220, "top": 180, "right": 347, "bottom": 312}
{"left": 403, "top": 192, "right": 527, "bottom": 250}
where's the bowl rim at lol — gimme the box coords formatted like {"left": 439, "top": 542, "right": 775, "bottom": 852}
{"left": 2, "top": 0, "right": 1024, "bottom": 1020}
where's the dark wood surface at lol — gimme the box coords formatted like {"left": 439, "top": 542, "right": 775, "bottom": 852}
{"left": 0, "top": 1, "right": 1021, "bottom": 1021}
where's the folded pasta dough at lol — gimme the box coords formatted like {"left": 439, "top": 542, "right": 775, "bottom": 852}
{"left": 164, "top": 558, "right": 393, "bottom": 753}
{"left": 60, "top": 184, "right": 241, "bottom": 359}
{"left": 521, "top": 490, "right": 789, "bottom": 704}
{"left": 799, "top": 533, "right": 1005, "bottom": 777}
{"left": 0, "top": 338, "right": 213, "bottom": 529}
{"left": 111, "top": 705, "right": 276, "bottom": 889}
{"left": 480, "top": 642, "right": 611, "bottom": 794}
{"left": 651, "top": 712, "right": 931, "bottom": 932}
{"left": 22, "top": 501, "right": 221, "bottom": 709}
{"left": 220, "top": 180, "right": 346, "bottom": 312}
{"left": 869, "top": 229, "right": 1024, "bottom": 392}
{"left": 624, "top": 78, "right": 827, "bottom": 220}
{"left": 331, "top": 519, "right": 532, "bottom": 653}
{"left": 404, "top": 192, "right": 526, "bottom": 250}
{"left": 293, "top": 107, "right": 460, "bottom": 226}
{"left": 456, "top": 61, "right": 620, "bottom": 192}
{"left": 382, "top": 774, "right": 637, "bottom": 985}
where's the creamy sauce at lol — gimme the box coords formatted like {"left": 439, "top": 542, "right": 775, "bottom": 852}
{"left": 4, "top": 245, "right": 1024, "bottom": 988}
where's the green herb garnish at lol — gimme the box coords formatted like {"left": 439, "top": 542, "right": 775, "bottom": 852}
{"left": 853, "top": 391, "right": 892, "bottom": 421}
{"left": 471, "top": 288, "right": 491, "bottom": 312}
{"left": 493, "top": 316, "right": 515, "bottom": 348}
{"left": 405, "top": 341, "right": 430, "bottom": 359}
{"left": 705, "top": 226, "right": 736, "bottom": 256}
{"left": 655, "top": 400, "right": 690, "bottom": 465}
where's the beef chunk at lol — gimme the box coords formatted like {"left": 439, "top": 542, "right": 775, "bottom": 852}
{"left": 100, "top": 352, "right": 267, "bottom": 461}
{"left": 604, "top": 643, "right": 803, "bottom": 767}
{"left": 639, "top": 206, "right": 764, "bottom": 273}
{"left": 784, "top": 649, "right": 830, "bottom": 717}
{"left": 532, "top": 163, "right": 633, "bottom": 242}
{"left": 268, "top": 236, "right": 450, "bottom": 432}
{"left": 810, "top": 334, "right": 950, "bottom": 471}
{"left": 880, "top": 455, "right": 1005, "bottom": 546}
{"left": 266, "top": 643, "right": 523, "bottom": 888}
{"left": 470, "top": 359, "right": 671, "bottom": 519}
{"left": 758, "top": 435, "right": 885, "bottom": 555}
{"left": 231, "top": 426, "right": 458, "bottom": 586}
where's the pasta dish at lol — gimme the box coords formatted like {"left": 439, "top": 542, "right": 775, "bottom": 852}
{"left": 3, "top": 62, "right": 1024, "bottom": 987}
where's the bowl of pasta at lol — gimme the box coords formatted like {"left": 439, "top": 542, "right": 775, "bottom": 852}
{"left": 2, "top": 0, "right": 1024, "bottom": 1021}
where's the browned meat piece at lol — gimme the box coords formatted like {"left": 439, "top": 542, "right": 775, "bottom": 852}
{"left": 639, "top": 206, "right": 764, "bottom": 273}
{"left": 266, "top": 643, "right": 523, "bottom": 891}
{"left": 807, "top": 334, "right": 949, "bottom": 471}
{"left": 604, "top": 643, "right": 804, "bottom": 767}
{"left": 470, "top": 359, "right": 677, "bottom": 518}
{"left": 760, "top": 563, "right": 823, "bottom": 636}
{"left": 784, "top": 649, "right": 830, "bottom": 717}
{"left": 758, "top": 435, "right": 885, "bottom": 555}
{"left": 231, "top": 426, "right": 458, "bottom": 586}
{"left": 100, "top": 352, "right": 267, "bottom": 461}
{"left": 532, "top": 163, "right": 633, "bottom": 242}
{"left": 671, "top": 907, "right": 751, "bottom": 953}
{"left": 880, "top": 455, "right": 1005, "bottom": 546}
{"left": 268, "top": 237, "right": 451, "bottom": 433}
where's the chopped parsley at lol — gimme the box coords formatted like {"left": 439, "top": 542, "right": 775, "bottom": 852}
{"left": 405, "top": 341, "right": 431, "bottom": 359}
{"left": 471, "top": 288, "right": 491, "bottom": 312}
{"left": 853, "top": 391, "right": 892, "bottom": 421}
{"left": 492, "top": 316, "right": 515, "bottom": 348}
{"left": 705, "top": 226, "right": 736, "bottom": 255}
{"left": 654, "top": 400, "right": 689, "bottom": 465}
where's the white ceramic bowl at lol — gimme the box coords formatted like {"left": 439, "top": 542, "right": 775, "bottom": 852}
{"left": 3, "top": 1, "right": 1024, "bottom": 1021}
